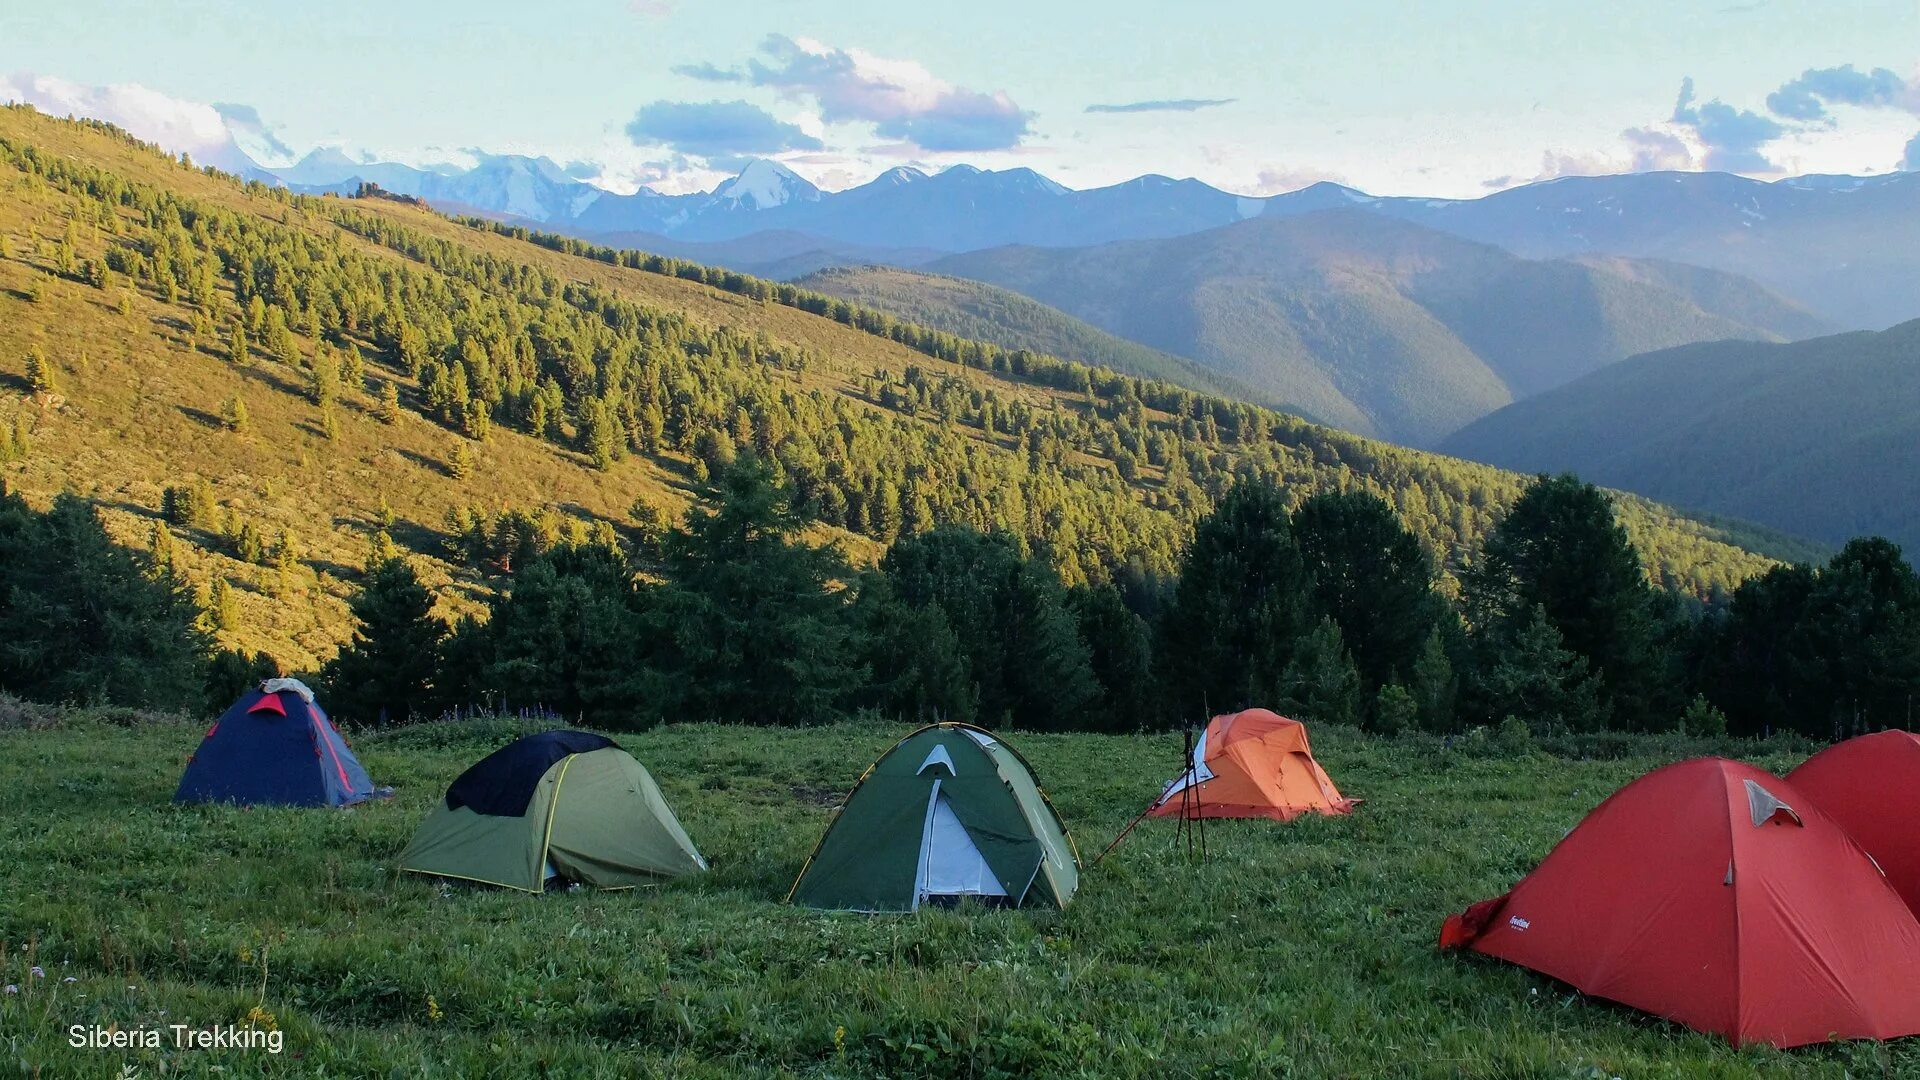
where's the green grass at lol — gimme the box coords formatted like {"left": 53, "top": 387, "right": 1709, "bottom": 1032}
{"left": 2, "top": 710, "right": 1906, "bottom": 1078}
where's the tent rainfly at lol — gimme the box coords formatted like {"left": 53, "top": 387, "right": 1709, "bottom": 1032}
{"left": 399, "top": 730, "right": 706, "bottom": 892}
{"left": 788, "top": 723, "right": 1080, "bottom": 912}
{"left": 175, "top": 678, "right": 383, "bottom": 807}
{"left": 1788, "top": 730, "right": 1920, "bottom": 916}
{"left": 1440, "top": 757, "right": 1920, "bottom": 1048}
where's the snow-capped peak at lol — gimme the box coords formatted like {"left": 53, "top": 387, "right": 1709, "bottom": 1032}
{"left": 875, "top": 165, "right": 928, "bottom": 186}
{"left": 711, "top": 158, "right": 821, "bottom": 209}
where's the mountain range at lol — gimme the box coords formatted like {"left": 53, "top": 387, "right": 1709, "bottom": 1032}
{"left": 920, "top": 212, "right": 1826, "bottom": 445}
{"left": 1440, "top": 319, "right": 1920, "bottom": 554}
{"left": 0, "top": 106, "right": 1797, "bottom": 665}
{"left": 264, "top": 149, "right": 1920, "bottom": 330}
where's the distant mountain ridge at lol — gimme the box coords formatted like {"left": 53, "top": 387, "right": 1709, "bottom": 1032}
{"left": 922, "top": 210, "right": 1826, "bottom": 445}
{"left": 791, "top": 265, "right": 1267, "bottom": 408}
{"left": 265, "top": 149, "right": 1920, "bottom": 328}
{"left": 1439, "top": 319, "right": 1920, "bottom": 553}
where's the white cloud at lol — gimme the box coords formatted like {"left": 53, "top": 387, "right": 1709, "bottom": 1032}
{"left": 679, "top": 35, "right": 1033, "bottom": 152}
{"left": 0, "top": 72, "right": 263, "bottom": 172}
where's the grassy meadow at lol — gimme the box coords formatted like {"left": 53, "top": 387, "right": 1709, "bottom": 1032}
{"left": 2, "top": 708, "right": 1907, "bottom": 1078}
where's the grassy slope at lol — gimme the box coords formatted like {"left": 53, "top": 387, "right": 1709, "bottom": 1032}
{"left": 929, "top": 211, "right": 1813, "bottom": 446}
{"left": 790, "top": 265, "right": 1270, "bottom": 408}
{"left": 1440, "top": 320, "right": 1920, "bottom": 552}
{"left": 0, "top": 108, "right": 1800, "bottom": 668}
{"left": 3, "top": 710, "right": 1898, "bottom": 1078}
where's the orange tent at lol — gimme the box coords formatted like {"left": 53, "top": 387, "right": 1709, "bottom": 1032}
{"left": 1147, "top": 709, "right": 1356, "bottom": 821}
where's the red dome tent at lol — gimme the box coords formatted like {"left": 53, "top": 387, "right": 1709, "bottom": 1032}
{"left": 1789, "top": 730, "right": 1920, "bottom": 916}
{"left": 1440, "top": 758, "right": 1920, "bottom": 1048}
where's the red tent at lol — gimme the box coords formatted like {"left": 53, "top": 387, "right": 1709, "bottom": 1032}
{"left": 1440, "top": 757, "right": 1920, "bottom": 1048}
{"left": 1789, "top": 730, "right": 1920, "bottom": 916}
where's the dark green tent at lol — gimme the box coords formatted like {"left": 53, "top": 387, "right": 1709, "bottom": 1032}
{"left": 788, "top": 723, "right": 1080, "bottom": 912}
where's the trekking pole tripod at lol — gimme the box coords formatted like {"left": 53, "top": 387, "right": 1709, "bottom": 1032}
{"left": 1175, "top": 719, "right": 1207, "bottom": 860}
{"left": 1090, "top": 714, "right": 1210, "bottom": 867}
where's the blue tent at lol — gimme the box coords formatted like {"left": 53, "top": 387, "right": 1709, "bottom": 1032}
{"left": 175, "top": 680, "right": 382, "bottom": 807}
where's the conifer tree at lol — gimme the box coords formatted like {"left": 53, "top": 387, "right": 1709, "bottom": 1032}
{"left": 1472, "top": 605, "right": 1607, "bottom": 735}
{"left": 1462, "top": 474, "right": 1673, "bottom": 729}
{"left": 23, "top": 346, "right": 57, "bottom": 394}
{"left": 1159, "top": 479, "right": 1309, "bottom": 715}
{"left": 207, "top": 575, "right": 239, "bottom": 633}
{"left": 378, "top": 379, "right": 402, "bottom": 424}
{"left": 0, "top": 491, "right": 210, "bottom": 710}
{"left": 221, "top": 395, "right": 249, "bottom": 433}
{"left": 320, "top": 557, "right": 445, "bottom": 725}
{"left": 1409, "top": 628, "right": 1459, "bottom": 731}
{"left": 448, "top": 439, "right": 473, "bottom": 480}
{"left": 642, "top": 453, "right": 862, "bottom": 726}
{"left": 1280, "top": 616, "right": 1363, "bottom": 727}
{"left": 1293, "top": 490, "right": 1454, "bottom": 701}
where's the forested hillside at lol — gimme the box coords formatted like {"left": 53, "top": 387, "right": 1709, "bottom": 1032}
{"left": 928, "top": 211, "right": 1824, "bottom": 445}
{"left": 1442, "top": 320, "right": 1920, "bottom": 552}
{"left": 0, "top": 105, "right": 1795, "bottom": 672}
{"left": 792, "top": 265, "right": 1263, "bottom": 406}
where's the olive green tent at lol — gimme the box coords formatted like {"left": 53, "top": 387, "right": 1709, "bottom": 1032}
{"left": 399, "top": 731, "right": 705, "bottom": 892}
{"left": 788, "top": 723, "right": 1080, "bottom": 912}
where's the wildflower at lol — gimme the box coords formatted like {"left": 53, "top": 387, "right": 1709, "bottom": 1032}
{"left": 3, "top": 985, "right": 16, "bottom": 994}
{"left": 29, "top": 966, "right": 44, "bottom": 978}
{"left": 426, "top": 994, "right": 444, "bottom": 1023}
{"left": 63, "top": 976, "right": 78, "bottom": 984}
{"left": 243, "top": 1004, "right": 278, "bottom": 1032}
{"left": 833, "top": 1025, "right": 846, "bottom": 1057}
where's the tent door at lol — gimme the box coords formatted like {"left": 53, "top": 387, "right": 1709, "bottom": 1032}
{"left": 912, "top": 779, "right": 1008, "bottom": 909}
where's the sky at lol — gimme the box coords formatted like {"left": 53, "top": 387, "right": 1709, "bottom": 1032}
{"left": 2, "top": 0, "right": 1917, "bottom": 197}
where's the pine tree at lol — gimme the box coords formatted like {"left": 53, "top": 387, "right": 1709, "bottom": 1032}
{"left": 1280, "top": 616, "right": 1363, "bottom": 727}
{"left": 1473, "top": 606, "right": 1607, "bottom": 735}
{"left": 1372, "top": 682, "right": 1418, "bottom": 736}
{"left": 378, "top": 379, "right": 402, "bottom": 424}
{"left": 207, "top": 575, "right": 239, "bottom": 633}
{"left": 880, "top": 526, "right": 1098, "bottom": 730}
{"left": 23, "top": 346, "right": 57, "bottom": 394}
{"left": 273, "top": 529, "right": 300, "bottom": 594}
{"left": 1462, "top": 474, "right": 1673, "bottom": 730}
{"left": 148, "top": 522, "right": 179, "bottom": 579}
{"left": 228, "top": 320, "right": 248, "bottom": 366}
{"left": 0, "top": 491, "right": 210, "bottom": 711}
{"left": 448, "top": 439, "right": 473, "bottom": 479}
{"left": 1293, "top": 490, "right": 1454, "bottom": 701}
{"left": 1159, "top": 479, "right": 1310, "bottom": 715}
{"left": 642, "top": 453, "right": 863, "bottom": 726}
{"left": 366, "top": 528, "right": 397, "bottom": 569}
{"left": 320, "top": 557, "right": 445, "bottom": 725}
{"left": 1069, "top": 582, "right": 1156, "bottom": 731}
{"left": 221, "top": 396, "right": 249, "bottom": 433}
{"left": 308, "top": 344, "right": 338, "bottom": 408}
{"left": 858, "top": 579, "right": 975, "bottom": 723}
{"left": 1409, "top": 628, "right": 1459, "bottom": 732}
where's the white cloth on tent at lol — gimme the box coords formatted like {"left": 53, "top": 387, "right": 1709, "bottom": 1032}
{"left": 1153, "top": 729, "right": 1215, "bottom": 805}
{"left": 261, "top": 677, "right": 317, "bottom": 704}
{"left": 917, "top": 745, "right": 957, "bottom": 775}
{"left": 914, "top": 788, "right": 1008, "bottom": 905}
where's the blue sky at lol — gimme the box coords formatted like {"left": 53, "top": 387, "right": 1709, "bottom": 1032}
{"left": 3, "top": 0, "right": 1917, "bottom": 196}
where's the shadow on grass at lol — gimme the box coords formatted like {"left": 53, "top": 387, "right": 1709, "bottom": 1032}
{"left": 394, "top": 447, "right": 452, "bottom": 477}
{"left": 177, "top": 404, "right": 225, "bottom": 429}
